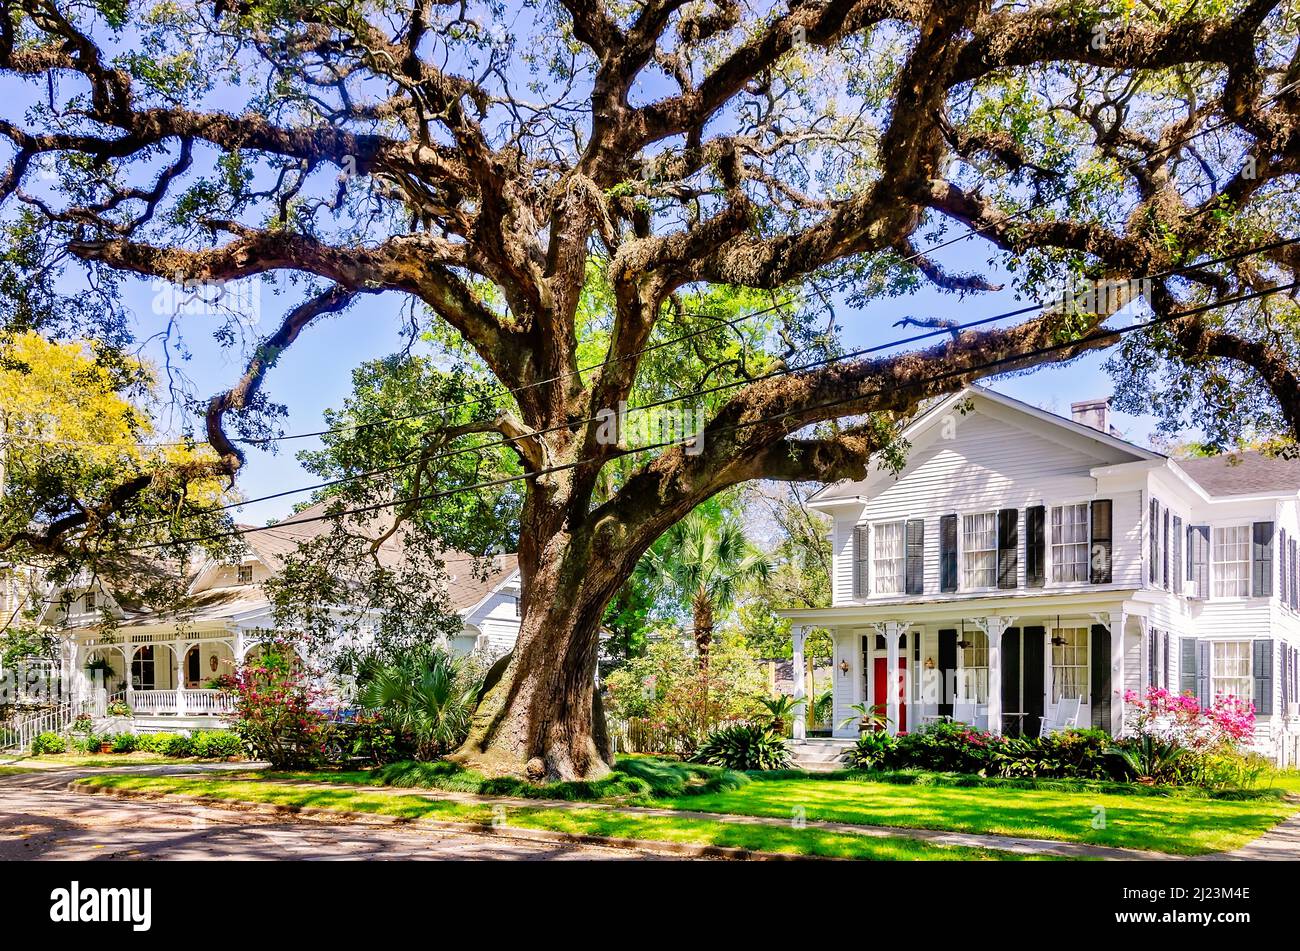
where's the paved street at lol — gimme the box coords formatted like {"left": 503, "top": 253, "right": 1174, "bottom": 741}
{"left": 0, "top": 770, "right": 661, "bottom": 861}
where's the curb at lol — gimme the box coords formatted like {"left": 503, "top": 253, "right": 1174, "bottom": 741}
{"left": 69, "top": 781, "right": 818, "bottom": 861}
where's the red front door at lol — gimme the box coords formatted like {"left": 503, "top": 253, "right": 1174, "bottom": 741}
{"left": 873, "top": 656, "right": 907, "bottom": 732}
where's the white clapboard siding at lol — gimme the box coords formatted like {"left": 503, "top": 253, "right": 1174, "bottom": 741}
{"left": 833, "top": 407, "right": 1143, "bottom": 601}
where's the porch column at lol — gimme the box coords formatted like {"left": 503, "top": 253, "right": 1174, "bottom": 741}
{"left": 1108, "top": 609, "right": 1127, "bottom": 736}
{"left": 123, "top": 646, "right": 135, "bottom": 708}
{"left": 985, "top": 617, "right": 1007, "bottom": 736}
{"left": 173, "top": 641, "right": 186, "bottom": 717}
{"left": 885, "top": 620, "right": 901, "bottom": 736}
{"left": 791, "top": 625, "right": 807, "bottom": 740}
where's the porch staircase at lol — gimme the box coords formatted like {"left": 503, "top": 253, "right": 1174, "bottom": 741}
{"left": 788, "top": 737, "right": 855, "bottom": 773}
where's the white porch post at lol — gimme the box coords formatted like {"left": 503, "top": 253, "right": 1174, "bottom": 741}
{"left": 885, "top": 620, "right": 901, "bottom": 736}
{"left": 1108, "top": 609, "right": 1127, "bottom": 736}
{"left": 984, "top": 617, "right": 1007, "bottom": 736}
{"left": 173, "top": 640, "right": 186, "bottom": 717}
{"left": 791, "top": 625, "right": 807, "bottom": 740}
{"left": 123, "top": 645, "right": 135, "bottom": 708}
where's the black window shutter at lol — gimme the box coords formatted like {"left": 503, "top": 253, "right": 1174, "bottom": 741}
{"left": 1254, "top": 640, "right": 1274, "bottom": 716}
{"left": 1252, "top": 522, "right": 1275, "bottom": 598}
{"left": 1180, "top": 638, "right": 1198, "bottom": 696}
{"left": 997, "top": 509, "right": 1018, "bottom": 589}
{"left": 1190, "top": 525, "right": 1210, "bottom": 599}
{"left": 1196, "top": 640, "right": 1210, "bottom": 705}
{"left": 1090, "top": 499, "right": 1112, "bottom": 584}
{"left": 1147, "top": 628, "right": 1158, "bottom": 689}
{"left": 1001, "top": 628, "right": 1021, "bottom": 737}
{"left": 1025, "top": 505, "right": 1046, "bottom": 588}
{"left": 1292, "top": 538, "right": 1298, "bottom": 610}
{"left": 1149, "top": 498, "right": 1159, "bottom": 585}
{"left": 1023, "top": 626, "right": 1045, "bottom": 734}
{"left": 1282, "top": 645, "right": 1291, "bottom": 710}
{"left": 1172, "top": 516, "right": 1183, "bottom": 595}
{"left": 1162, "top": 507, "right": 1170, "bottom": 589}
{"left": 1279, "top": 528, "right": 1287, "bottom": 604}
{"left": 937, "top": 629, "right": 957, "bottom": 718}
{"left": 852, "top": 524, "right": 868, "bottom": 598}
{"left": 1090, "top": 624, "right": 1111, "bottom": 731}
{"left": 939, "top": 514, "right": 957, "bottom": 593}
{"left": 904, "top": 518, "right": 925, "bottom": 595}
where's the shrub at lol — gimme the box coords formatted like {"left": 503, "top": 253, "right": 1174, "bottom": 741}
{"left": 229, "top": 641, "right": 326, "bottom": 769}
{"left": 73, "top": 733, "right": 105, "bottom": 754}
{"left": 845, "top": 731, "right": 899, "bottom": 770}
{"left": 190, "top": 730, "right": 243, "bottom": 759}
{"left": 163, "top": 734, "right": 194, "bottom": 757}
{"left": 133, "top": 732, "right": 181, "bottom": 753}
{"left": 693, "top": 723, "right": 791, "bottom": 770}
{"left": 991, "top": 728, "right": 1116, "bottom": 780}
{"left": 110, "top": 733, "right": 137, "bottom": 753}
{"left": 892, "top": 720, "right": 1001, "bottom": 774}
{"left": 355, "top": 645, "right": 478, "bottom": 760}
{"left": 31, "top": 731, "right": 67, "bottom": 755}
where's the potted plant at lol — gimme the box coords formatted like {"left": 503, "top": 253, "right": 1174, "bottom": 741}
{"left": 106, "top": 699, "right": 133, "bottom": 718}
{"left": 839, "top": 702, "right": 891, "bottom": 733}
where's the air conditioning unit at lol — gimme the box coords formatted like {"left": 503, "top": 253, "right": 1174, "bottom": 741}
{"left": 1288, "top": 702, "right": 1299, "bottom": 720}
{"left": 1183, "top": 581, "right": 1198, "bottom": 599}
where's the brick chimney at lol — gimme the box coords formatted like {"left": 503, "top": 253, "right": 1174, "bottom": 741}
{"left": 1071, "top": 397, "right": 1112, "bottom": 434}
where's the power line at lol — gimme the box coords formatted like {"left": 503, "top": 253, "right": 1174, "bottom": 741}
{"left": 127, "top": 235, "right": 1300, "bottom": 525}
{"left": 119, "top": 276, "right": 1300, "bottom": 553}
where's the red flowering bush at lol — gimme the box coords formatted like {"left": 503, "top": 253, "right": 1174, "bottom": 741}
{"left": 228, "top": 642, "right": 326, "bottom": 769}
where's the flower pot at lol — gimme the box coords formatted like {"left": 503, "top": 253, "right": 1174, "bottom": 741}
{"left": 99, "top": 742, "right": 113, "bottom": 754}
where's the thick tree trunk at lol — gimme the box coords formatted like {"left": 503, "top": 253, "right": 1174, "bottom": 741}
{"left": 450, "top": 520, "right": 622, "bottom": 780}
{"left": 692, "top": 597, "right": 714, "bottom": 670}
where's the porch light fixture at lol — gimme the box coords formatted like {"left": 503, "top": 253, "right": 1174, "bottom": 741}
{"left": 839, "top": 660, "right": 851, "bottom": 675}
{"left": 924, "top": 657, "right": 936, "bottom": 670}
{"left": 1051, "top": 635, "right": 1068, "bottom": 647}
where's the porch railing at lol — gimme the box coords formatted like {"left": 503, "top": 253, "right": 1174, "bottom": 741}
{"left": 0, "top": 699, "right": 75, "bottom": 752}
{"left": 130, "top": 689, "right": 233, "bottom": 717}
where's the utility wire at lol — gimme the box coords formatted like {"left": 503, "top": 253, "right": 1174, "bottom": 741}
{"left": 123, "top": 235, "right": 1300, "bottom": 526}
{"left": 119, "top": 276, "right": 1300, "bottom": 553}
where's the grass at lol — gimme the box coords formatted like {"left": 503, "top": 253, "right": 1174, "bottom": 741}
{"left": 72, "top": 774, "right": 1043, "bottom": 861}
{"left": 10, "top": 752, "right": 235, "bottom": 768}
{"left": 266, "top": 756, "right": 1298, "bottom": 855}
{"left": 643, "top": 769, "right": 1296, "bottom": 855}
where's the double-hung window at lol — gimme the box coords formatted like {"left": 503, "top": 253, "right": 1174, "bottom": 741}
{"left": 1050, "top": 627, "right": 1090, "bottom": 703}
{"left": 1211, "top": 641, "right": 1252, "bottom": 700}
{"left": 961, "top": 512, "right": 998, "bottom": 589}
{"left": 872, "top": 521, "right": 906, "bottom": 595}
{"left": 1212, "top": 525, "right": 1252, "bottom": 598}
{"left": 1050, "top": 503, "right": 1090, "bottom": 583}
{"left": 958, "top": 630, "right": 989, "bottom": 703}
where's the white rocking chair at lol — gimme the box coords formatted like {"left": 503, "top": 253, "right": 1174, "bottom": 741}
{"left": 1038, "top": 697, "right": 1083, "bottom": 737}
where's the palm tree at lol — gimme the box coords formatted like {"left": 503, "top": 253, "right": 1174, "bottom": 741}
{"left": 644, "top": 510, "right": 771, "bottom": 668}
{"left": 355, "top": 646, "right": 480, "bottom": 759}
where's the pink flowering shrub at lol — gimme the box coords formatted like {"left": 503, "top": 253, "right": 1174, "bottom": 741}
{"left": 1122, "top": 687, "right": 1255, "bottom": 752}
{"left": 228, "top": 642, "right": 326, "bottom": 769}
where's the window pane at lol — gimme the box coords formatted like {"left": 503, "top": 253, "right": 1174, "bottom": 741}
{"left": 962, "top": 513, "right": 997, "bottom": 588}
{"left": 872, "top": 521, "right": 905, "bottom": 594}
{"left": 1051, "top": 627, "right": 1090, "bottom": 703}
{"left": 1211, "top": 640, "right": 1253, "bottom": 700}
{"left": 1212, "top": 526, "right": 1251, "bottom": 598}
{"left": 1050, "top": 503, "right": 1090, "bottom": 582}
{"left": 958, "top": 630, "right": 988, "bottom": 704}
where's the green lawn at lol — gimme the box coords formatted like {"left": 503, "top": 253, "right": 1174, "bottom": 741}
{"left": 72, "top": 757, "right": 1300, "bottom": 857}
{"left": 73, "top": 774, "right": 1042, "bottom": 861}
{"left": 647, "top": 772, "right": 1295, "bottom": 855}
{"left": 7, "top": 752, "right": 238, "bottom": 769}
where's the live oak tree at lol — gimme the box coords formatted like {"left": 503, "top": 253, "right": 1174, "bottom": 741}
{"left": 5, "top": 0, "right": 1300, "bottom": 778}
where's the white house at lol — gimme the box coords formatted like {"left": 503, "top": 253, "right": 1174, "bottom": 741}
{"left": 780, "top": 386, "right": 1300, "bottom": 766}
{"left": 42, "top": 499, "right": 522, "bottom": 734}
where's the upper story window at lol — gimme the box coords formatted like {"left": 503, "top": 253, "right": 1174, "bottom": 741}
{"left": 1050, "top": 503, "right": 1089, "bottom": 583}
{"left": 1211, "top": 640, "right": 1252, "bottom": 700}
{"left": 1212, "top": 525, "right": 1251, "bottom": 598}
{"left": 961, "top": 512, "right": 998, "bottom": 589}
{"left": 872, "top": 521, "right": 906, "bottom": 595}
{"left": 83, "top": 591, "right": 97, "bottom": 612}
{"left": 1051, "top": 627, "right": 1090, "bottom": 703}
{"left": 237, "top": 564, "right": 254, "bottom": 584}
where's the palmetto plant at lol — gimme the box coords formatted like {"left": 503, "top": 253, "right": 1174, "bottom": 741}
{"left": 643, "top": 510, "right": 771, "bottom": 667}
{"left": 757, "top": 694, "right": 805, "bottom": 734}
{"left": 356, "top": 647, "right": 479, "bottom": 760}
{"left": 839, "top": 702, "right": 891, "bottom": 733}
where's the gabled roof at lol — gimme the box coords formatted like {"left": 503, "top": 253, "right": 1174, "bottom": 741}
{"left": 810, "top": 385, "right": 1161, "bottom": 504}
{"left": 1175, "top": 451, "right": 1300, "bottom": 498}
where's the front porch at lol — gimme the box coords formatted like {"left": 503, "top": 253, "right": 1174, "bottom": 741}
{"left": 787, "top": 593, "right": 1145, "bottom": 741}
{"left": 71, "top": 626, "right": 281, "bottom": 721}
